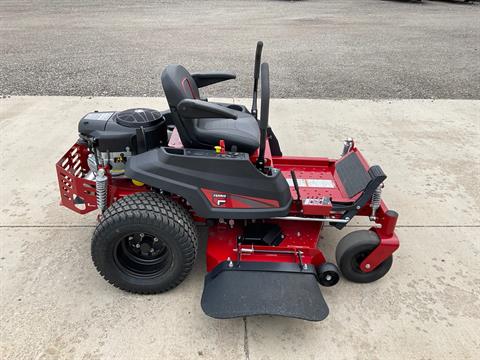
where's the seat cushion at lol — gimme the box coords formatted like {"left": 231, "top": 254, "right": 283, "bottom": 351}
{"left": 193, "top": 111, "right": 260, "bottom": 153}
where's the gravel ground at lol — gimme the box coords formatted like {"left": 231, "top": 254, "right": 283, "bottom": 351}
{"left": 1, "top": 0, "right": 479, "bottom": 99}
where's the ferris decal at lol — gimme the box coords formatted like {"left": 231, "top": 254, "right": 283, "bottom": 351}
{"left": 212, "top": 193, "right": 227, "bottom": 206}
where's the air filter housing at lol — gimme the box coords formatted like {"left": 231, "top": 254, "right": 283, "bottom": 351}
{"left": 78, "top": 108, "right": 168, "bottom": 154}
{"left": 114, "top": 108, "right": 164, "bottom": 128}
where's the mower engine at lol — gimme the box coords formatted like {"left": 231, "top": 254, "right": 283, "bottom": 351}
{"left": 78, "top": 108, "right": 168, "bottom": 177}
{"left": 57, "top": 108, "right": 167, "bottom": 214}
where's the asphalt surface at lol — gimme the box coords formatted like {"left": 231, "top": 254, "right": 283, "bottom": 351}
{"left": 1, "top": 0, "right": 479, "bottom": 99}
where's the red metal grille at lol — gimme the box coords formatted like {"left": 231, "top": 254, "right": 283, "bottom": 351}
{"left": 56, "top": 143, "right": 98, "bottom": 214}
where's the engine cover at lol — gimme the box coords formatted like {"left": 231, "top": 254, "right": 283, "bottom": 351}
{"left": 78, "top": 108, "right": 168, "bottom": 154}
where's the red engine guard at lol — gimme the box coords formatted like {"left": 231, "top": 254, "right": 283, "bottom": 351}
{"left": 56, "top": 143, "right": 147, "bottom": 214}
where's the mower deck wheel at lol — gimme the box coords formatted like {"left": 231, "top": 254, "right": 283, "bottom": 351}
{"left": 91, "top": 192, "right": 198, "bottom": 294}
{"left": 335, "top": 230, "right": 393, "bottom": 283}
{"left": 316, "top": 262, "right": 340, "bottom": 287}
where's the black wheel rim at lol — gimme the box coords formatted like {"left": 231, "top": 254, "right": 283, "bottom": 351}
{"left": 321, "top": 271, "right": 339, "bottom": 286}
{"left": 113, "top": 232, "right": 173, "bottom": 279}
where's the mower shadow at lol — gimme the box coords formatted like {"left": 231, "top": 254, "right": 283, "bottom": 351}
{"left": 431, "top": 0, "right": 478, "bottom": 4}
{"left": 380, "top": 0, "right": 424, "bottom": 4}
{"left": 196, "top": 226, "right": 209, "bottom": 268}
{"left": 382, "top": 0, "right": 477, "bottom": 3}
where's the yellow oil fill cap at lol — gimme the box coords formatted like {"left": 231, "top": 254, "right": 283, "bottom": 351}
{"left": 132, "top": 179, "right": 144, "bottom": 186}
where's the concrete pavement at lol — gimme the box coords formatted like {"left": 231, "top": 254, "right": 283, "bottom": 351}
{"left": 1, "top": 96, "right": 479, "bottom": 359}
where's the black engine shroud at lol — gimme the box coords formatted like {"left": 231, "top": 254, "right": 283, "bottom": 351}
{"left": 78, "top": 108, "right": 168, "bottom": 154}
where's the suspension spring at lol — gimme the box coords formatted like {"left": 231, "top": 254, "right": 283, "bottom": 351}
{"left": 370, "top": 183, "right": 383, "bottom": 220}
{"left": 95, "top": 168, "right": 108, "bottom": 212}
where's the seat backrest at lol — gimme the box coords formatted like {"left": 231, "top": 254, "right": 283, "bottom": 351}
{"left": 161, "top": 65, "right": 203, "bottom": 147}
{"left": 161, "top": 65, "right": 200, "bottom": 109}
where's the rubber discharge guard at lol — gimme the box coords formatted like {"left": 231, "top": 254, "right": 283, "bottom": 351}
{"left": 201, "top": 262, "right": 329, "bottom": 321}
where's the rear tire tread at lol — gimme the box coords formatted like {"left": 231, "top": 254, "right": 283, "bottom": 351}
{"left": 91, "top": 191, "right": 198, "bottom": 294}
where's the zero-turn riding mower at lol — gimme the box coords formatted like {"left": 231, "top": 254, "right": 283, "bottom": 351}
{"left": 56, "top": 42, "right": 399, "bottom": 321}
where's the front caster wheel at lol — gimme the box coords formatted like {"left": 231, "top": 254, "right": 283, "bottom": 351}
{"left": 91, "top": 192, "right": 198, "bottom": 294}
{"left": 335, "top": 230, "right": 393, "bottom": 283}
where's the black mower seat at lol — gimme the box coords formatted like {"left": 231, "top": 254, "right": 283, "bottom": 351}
{"left": 192, "top": 110, "right": 260, "bottom": 153}
{"left": 161, "top": 64, "right": 260, "bottom": 153}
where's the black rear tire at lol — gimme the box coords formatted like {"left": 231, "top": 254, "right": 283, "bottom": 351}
{"left": 335, "top": 230, "right": 393, "bottom": 283}
{"left": 91, "top": 192, "right": 198, "bottom": 294}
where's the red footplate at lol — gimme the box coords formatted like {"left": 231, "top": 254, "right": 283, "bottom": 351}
{"left": 56, "top": 143, "right": 98, "bottom": 214}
